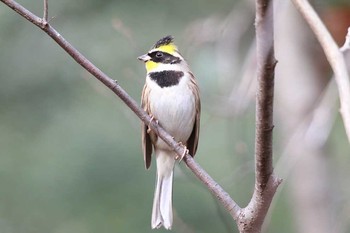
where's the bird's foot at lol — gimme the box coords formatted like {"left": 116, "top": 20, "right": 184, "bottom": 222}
{"left": 175, "top": 142, "right": 189, "bottom": 162}
{"left": 147, "top": 115, "right": 158, "bottom": 134}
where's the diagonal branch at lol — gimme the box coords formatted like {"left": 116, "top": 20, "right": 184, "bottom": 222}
{"left": 0, "top": 0, "right": 241, "bottom": 221}
{"left": 291, "top": 0, "right": 350, "bottom": 143}
{"left": 1, "top": 0, "right": 284, "bottom": 231}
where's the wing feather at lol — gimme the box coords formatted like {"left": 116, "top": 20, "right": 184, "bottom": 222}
{"left": 141, "top": 83, "right": 154, "bottom": 169}
{"left": 187, "top": 72, "right": 201, "bottom": 157}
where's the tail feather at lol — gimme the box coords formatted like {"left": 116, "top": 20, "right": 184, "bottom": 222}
{"left": 151, "top": 150, "right": 175, "bottom": 230}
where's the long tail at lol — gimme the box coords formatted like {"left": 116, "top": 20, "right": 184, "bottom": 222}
{"left": 152, "top": 150, "right": 176, "bottom": 230}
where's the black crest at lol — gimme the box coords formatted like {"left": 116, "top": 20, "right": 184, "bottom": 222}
{"left": 152, "top": 35, "right": 174, "bottom": 49}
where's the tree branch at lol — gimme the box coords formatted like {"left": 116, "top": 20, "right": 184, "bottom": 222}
{"left": 0, "top": 0, "right": 242, "bottom": 222}
{"left": 340, "top": 27, "right": 350, "bottom": 53}
{"left": 254, "top": 0, "right": 276, "bottom": 189}
{"left": 1, "top": 0, "right": 286, "bottom": 231}
{"left": 291, "top": 0, "right": 350, "bottom": 143}
{"left": 43, "top": 0, "right": 48, "bottom": 23}
{"left": 237, "top": 1, "right": 282, "bottom": 232}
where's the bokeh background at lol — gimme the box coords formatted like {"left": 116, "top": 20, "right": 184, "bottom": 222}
{"left": 0, "top": 0, "right": 350, "bottom": 232}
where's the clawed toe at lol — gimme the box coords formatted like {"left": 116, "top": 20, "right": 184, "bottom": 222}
{"left": 175, "top": 142, "right": 189, "bottom": 162}
{"left": 147, "top": 115, "right": 158, "bottom": 134}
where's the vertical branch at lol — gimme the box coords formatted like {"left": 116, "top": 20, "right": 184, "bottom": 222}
{"left": 1, "top": 0, "right": 284, "bottom": 232}
{"left": 237, "top": 1, "right": 282, "bottom": 232}
{"left": 43, "top": 0, "right": 48, "bottom": 23}
{"left": 254, "top": 0, "right": 276, "bottom": 190}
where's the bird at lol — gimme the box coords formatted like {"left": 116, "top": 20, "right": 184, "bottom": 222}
{"left": 138, "top": 35, "right": 200, "bottom": 230}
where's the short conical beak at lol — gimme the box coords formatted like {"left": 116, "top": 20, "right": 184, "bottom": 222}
{"left": 137, "top": 54, "right": 151, "bottom": 62}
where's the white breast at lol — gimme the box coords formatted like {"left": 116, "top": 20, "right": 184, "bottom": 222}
{"left": 147, "top": 72, "right": 196, "bottom": 150}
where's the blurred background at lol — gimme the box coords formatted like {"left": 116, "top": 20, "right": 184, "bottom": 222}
{"left": 0, "top": 0, "right": 350, "bottom": 232}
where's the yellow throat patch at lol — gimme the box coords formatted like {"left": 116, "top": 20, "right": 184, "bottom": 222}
{"left": 145, "top": 60, "right": 159, "bottom": 72}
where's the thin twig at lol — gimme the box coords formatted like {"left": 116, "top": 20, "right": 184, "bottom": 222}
{"left": 43, "top": 0, "right": 48, "bottom": 23}
{"left": 0, "top": 0, "right": 242, "bottom": 221}
{"left": 340, "top": 27, "right": 350, "bottom": 53}
{"left": 291, "top": 0, "right": 350, "bottom": 143}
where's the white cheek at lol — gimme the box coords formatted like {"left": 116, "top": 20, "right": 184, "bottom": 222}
{"left": 147, "top": 62, "right": 188, "bottom": 73}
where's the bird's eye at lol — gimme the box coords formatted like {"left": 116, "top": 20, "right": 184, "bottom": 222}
{"left": 156, "top": 52, "right": 163, "bottom": 58}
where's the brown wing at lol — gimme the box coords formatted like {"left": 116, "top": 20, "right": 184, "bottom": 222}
{"left": 187, "top": 72, "right": 201, "bottom": 157}
{"left": 141, "top": 83, "right": 154, "bottom": 169}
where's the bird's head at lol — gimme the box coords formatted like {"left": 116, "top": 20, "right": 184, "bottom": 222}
{"left": 138, "top": 35, "right": 184, "bottom": 73}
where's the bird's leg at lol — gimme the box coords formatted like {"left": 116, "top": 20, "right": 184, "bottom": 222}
{"left": 147, "top": 115, "right": 158, "bottom": 134}
{"left": 175, "top": 142, "right": 189, "bottom": 162}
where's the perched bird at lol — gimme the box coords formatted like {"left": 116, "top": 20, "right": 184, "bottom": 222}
{"left": 138, "top": 35, "right": 200, "bottom": 230}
